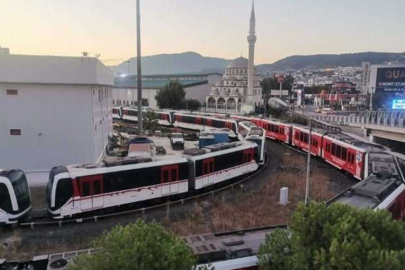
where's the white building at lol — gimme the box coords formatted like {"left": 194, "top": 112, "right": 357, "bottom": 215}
{"left": 0, "top": 54, "right": 114, "bottom": 185}
{"left": 206, "top": 57, "right": 261, "bottom": 113}
{"left": 205, "top": 1, "right": 261, "bottom": 114}
{"left": 112, "top": 73, "right": 221, "bottom": 109}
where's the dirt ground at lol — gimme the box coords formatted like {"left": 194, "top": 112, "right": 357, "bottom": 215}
{"left": 165, "top": 144, "right": 355, "bottom": 236}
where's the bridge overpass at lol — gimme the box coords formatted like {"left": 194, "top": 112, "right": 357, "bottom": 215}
{"left": 302, "top": 110, "right": 405, "bottom": 146}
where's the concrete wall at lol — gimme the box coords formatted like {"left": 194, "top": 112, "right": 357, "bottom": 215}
{"left": 112, "top": 88, "right": 158, "bottom": 109}
{"left": 186, "top": 74, "right": 222, "bottom": 103}
{"left": 0, "top": 83, "right": 112, "bottom": 185}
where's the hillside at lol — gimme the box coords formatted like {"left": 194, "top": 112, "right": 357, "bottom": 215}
{"left": 111, "top": 52, "right": 230, "bottom": 75}
{"left": 258, "top": 52, "right": 405, "bottom": 71}
{"left": 109, "top": 51, "right": 405, "bottom": 75}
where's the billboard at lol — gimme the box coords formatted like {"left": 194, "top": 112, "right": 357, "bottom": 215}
{"left": 376, "top": 67, "right": 405, "bottom": 93}
{"left": 392, "top": 100, "right": 405, "bottom": 110}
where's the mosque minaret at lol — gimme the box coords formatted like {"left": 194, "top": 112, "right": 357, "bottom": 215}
{"left": 206, "top": 0, "right": 261, "bottom": 113}
{"left": 246, "top": 0, "right": 257, "bottom": 105}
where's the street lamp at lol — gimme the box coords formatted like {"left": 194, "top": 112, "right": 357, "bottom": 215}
{"left": 305, "top": 119, "right": 312, "bottom": 205}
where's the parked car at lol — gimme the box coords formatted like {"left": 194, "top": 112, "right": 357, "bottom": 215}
{"left": 170, "top": 133, "right": 185, "bottom": 150}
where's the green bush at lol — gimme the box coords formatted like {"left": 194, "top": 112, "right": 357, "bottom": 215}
{"left": 259, "top": 202, "right": 405, "bottom": 270}
{"left": 69, "top": 220, "right": 195, "bottom": 270}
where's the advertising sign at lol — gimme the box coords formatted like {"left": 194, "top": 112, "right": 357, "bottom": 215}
{"left": 392, "top": 99, "right": 405, "bottom": 110}
{"left": 376, "top": 67, "right": 405, "bottom": 93}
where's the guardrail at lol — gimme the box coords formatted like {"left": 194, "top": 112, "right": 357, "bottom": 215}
{"left": 307, "top": 110, "right": 405, "bottom": 128}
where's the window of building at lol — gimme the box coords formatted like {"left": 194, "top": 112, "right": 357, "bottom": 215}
{"left": 6, "top": 89, "right": 18, "bottom": 95}
{"left": 10, "top": 129, "right": 21, "bottom": 136}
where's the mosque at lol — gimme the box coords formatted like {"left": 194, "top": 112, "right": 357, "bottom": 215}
{"left": 206, "top": 1, "right": 262, "bottom": 114}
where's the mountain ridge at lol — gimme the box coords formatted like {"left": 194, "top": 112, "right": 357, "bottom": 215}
{"left": 110, "top": 51, "right": 405, "bottom": 75}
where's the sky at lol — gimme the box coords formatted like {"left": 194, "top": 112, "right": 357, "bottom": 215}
{"left": 0, "top": 0, "right": 404, "bottom": 65}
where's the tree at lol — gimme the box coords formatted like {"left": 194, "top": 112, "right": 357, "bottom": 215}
{"left": 142, "top": 98, "right": 149, "bottom": 106}
{"left": 155, "top": 81, "right": 186, "bottom": 109}
{"left": 143, "top": 111, "right": 159, "bottom": 133}
{"left": 258, "top": 202, "right": 405, "bottom": 270}
{"left": 69, "top": 220, "right": 196, "bottom": 270}
{"left": 182, "top": 99, "right": 201, "bottom": 111}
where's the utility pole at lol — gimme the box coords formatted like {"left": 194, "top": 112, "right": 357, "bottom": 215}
{"left": 279, "top": 82, "right": 283, "bottom": 99}
{"left": 136, "top": 0, "right": 143, "bottom": 136}
{"left": 305, "top": 119, "right": 312, "bottom": 205}
{"left": 369, "top": 87, "right": 374, "bottom": 111}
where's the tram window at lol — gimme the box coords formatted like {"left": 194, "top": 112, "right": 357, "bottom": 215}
{"left": 94, "top": 181, "right": 101, "bottom": 194}
{"left": 336, "top": 145, "right": 341, "bottom": 158}
{"left": 331, "top": 144, "right": 336, "bottom": 155}
{"left": 195, "top": 160, "right": 203, "bottom": 177}
{"left": 303, "top": 133, "right": 308, "bottom": 143}
{"left": 0, "top": 183, "right": 12, "bottom": 212}
{"left": 300, "top": 132, "right": 303, "bottom": 141}
{"left": 163, "top": 170, "right": 169, "bottom": 183}
{"left": 351, "top": 153, "right": 355, "bottom": 164}
{"left": 342, "top": 148, "right": 347, "bottom": 160}
{"left": 56, "top": 178, "right": 73, "bottom": 208}
{"left": 82, "top": 182, "right": 90, "bottom": 197}
{"left": 171, "top": 169, "right": 178, "bottom": 181}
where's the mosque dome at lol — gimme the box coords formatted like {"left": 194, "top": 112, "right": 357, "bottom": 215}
{"left": 227, "top": 57, "right": 248, "bottom": 69}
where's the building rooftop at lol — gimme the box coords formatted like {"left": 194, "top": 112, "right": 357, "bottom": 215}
{"left": 113, "top": 72, "right": 222, "bottom": 89}
{"left": 114, "top": 77, "right": 209, "bottom": 89}
{"left": 329, "top": 152, "right": 404, "bottom": 210}
{"left": 0, "top": 54, "right": 114, "bottom": 86}
{"left": 184, "top": 226, "right": 283, "bottom": 264}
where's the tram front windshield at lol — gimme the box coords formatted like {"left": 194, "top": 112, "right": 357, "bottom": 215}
{"left": 9, "top": 170, "right": 30, "bottom": 211}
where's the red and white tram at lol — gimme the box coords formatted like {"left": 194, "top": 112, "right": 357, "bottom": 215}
{"left": 47, "top": 141, "right": 259, "bottom": 219}
{"left": 261, "top": 119, "right": 292, "bottom": 144}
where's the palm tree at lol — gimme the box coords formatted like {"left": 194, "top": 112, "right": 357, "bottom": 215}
{"left": 143, "top": 111, "right": 159, "bottom": 133}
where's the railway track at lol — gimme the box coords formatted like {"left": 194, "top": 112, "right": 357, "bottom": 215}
{"left": 18, "top": 153, "right": 269, "bottom": 230}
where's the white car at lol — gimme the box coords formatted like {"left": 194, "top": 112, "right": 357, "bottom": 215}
{"left": 170, "top": 133, "right": 185, "bottom": 150}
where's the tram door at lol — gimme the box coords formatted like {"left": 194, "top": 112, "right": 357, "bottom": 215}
{"left": 80, "top": 175, "right": 104, "bottom": 211}
{"left": 161, "top": 165, "right": 179, "bottom": 195}
{"left": 202, "top": 158, "right": 215, "bottom": 187}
